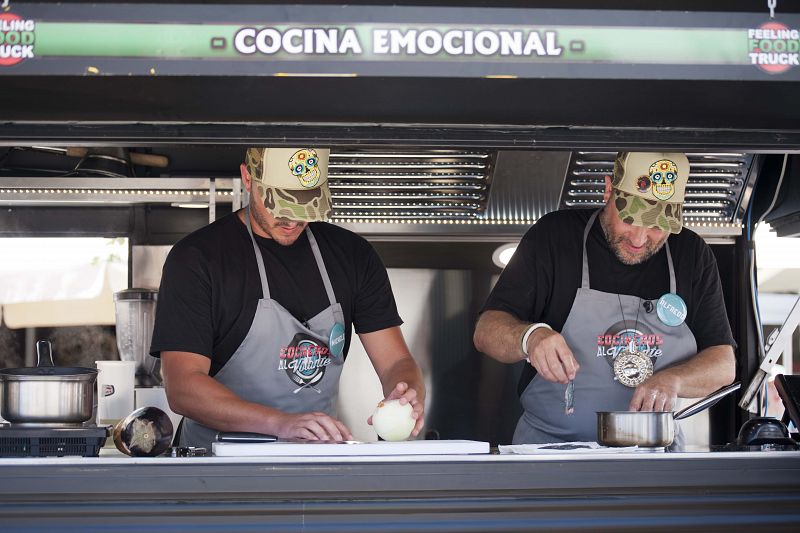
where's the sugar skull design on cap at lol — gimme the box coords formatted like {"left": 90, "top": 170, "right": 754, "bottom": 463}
{"left": 649, "top": 159, "right": 678, "bottom": 201}
{"left": 288, "top": 149, "right": 321, "bottom": 188}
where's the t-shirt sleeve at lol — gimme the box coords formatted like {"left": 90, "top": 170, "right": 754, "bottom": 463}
{"left": 688, "top": 241, "right": 737, "bottom": 352}
{"left": 351, "top": 240, "right": 403, "bottom": 334}
{"left": 149, "top": 243, "right": 214, "bottom": 358}
{"left": 481, "top": 224, "right": 551, "bottom": 322}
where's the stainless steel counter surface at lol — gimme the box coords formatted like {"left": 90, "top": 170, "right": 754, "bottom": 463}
{"left": 2, "top": 449, "right": 799, "bottom": 533}
{"left": 0, "top": 447, "right": 797, "bottom": 465}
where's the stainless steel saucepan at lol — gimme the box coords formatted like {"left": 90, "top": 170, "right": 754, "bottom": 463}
{"left": 0, "top": 340, "right": 98, "bottom": 425}
{"left": 597, "top": 382, "right": 741, "bottom": 447}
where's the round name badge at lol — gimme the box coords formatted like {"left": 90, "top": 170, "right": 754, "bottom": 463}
{"left": 328, "top": 322, "right": 346, "bottom": 358}
{"left": 656, "top": 293, "right": 687, "bottom": 327}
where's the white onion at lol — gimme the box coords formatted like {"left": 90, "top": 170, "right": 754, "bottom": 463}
{"left": 372, "top": 399, "right": 415, "bottom": 441}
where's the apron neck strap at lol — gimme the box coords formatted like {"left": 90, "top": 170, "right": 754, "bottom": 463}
{"left": 305, "top": 226, "right": 337, "bottom": 305}
{"left": 581, "top": 208, "right": 676, "bottom": 291}
{"left": 244, "top": 208, "right": 337, "bottom": 305}
{"left": 581, "top": 210, "right": 601, "bottom": 288}
{"left": 665, "top": 240, "right": 676, "bottom": 293}
{"left": 245, "top": 207, "right": 271, "bottom": 299}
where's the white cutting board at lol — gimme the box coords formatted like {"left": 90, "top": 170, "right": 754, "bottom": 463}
{"left": 212, "top": 439, "right": 490, "bottom": 457}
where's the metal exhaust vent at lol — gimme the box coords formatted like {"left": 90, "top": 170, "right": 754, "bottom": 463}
{"left": 560, "top": 152, "right": 755, "bottom": 237}
{"left": 328, "top": 149, "right": 493, "bottom": 223}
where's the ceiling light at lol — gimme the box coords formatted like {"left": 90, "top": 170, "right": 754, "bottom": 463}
{"left": 171, "top": 203, "right": 209, "bottom": 209}
{"left": 492, "top": 243, "right": 518, "bottom": 269}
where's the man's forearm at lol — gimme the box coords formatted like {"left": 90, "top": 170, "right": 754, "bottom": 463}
{"left": 657, "top": 344, "right": 736, "bottom": 398}
{"left": 166, "top": 370, "right": 285, "bottom": 434}
{"left": 359, "top": 326, "right": 426, "bottom": 401}
{"left": 473, "top": 309, "right": 531, "bottom": 363}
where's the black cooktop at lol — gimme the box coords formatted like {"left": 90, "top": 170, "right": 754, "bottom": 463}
{"left": 0, "top": 425, "right": 110, "bottom": 458}
{"left": 671, "top": 441, "right": 800, "bottom": 453}
{"left": 711, "top": 442, "right": 799, "bottom": 452}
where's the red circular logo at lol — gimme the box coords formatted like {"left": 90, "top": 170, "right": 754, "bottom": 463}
{"left": 753, "top": 22, "right": 793, "bottom": 74}
{"left": 0, "top": 13, "right": 26, "bottom": 67}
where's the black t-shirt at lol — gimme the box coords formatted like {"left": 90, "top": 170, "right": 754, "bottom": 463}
{"left": 481, "top": 208, "right": 736, "bottom": 393}
{"left": 150, "top": 212, "right": 402, "bottom": 375}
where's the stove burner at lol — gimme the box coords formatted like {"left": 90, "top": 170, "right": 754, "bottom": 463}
{"left": 0, "top": 425, "right": 109, "bottom": 457}
{"left": 712, "top": 441, "right": 799, "bottom": 452}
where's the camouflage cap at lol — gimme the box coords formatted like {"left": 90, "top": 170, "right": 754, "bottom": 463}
{"left": 245, "top": 147, "right": 332, "bottom": 222}
{"left": 611, "top": 152, "right": 690, "bottom": 234}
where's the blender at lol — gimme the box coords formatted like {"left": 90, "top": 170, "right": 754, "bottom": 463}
{"left": 113, "top": 288, "right": 160, "bottom": 387}
{"left": 113, "top": 288, "right": 182, "bottom": 433}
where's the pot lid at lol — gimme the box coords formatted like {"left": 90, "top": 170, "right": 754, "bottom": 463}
{"left": 0, "top": 366, "right": 98, "bottom": 378}
{"left": 114, "top": 288, "right": 158, "bottom": 301}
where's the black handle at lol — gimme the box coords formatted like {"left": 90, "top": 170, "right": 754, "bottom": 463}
{"left": 35, "top": 340, "right": 55, "bottom": 367}
{"left": 216, "top": 432, "right": 278, "bottom": 443}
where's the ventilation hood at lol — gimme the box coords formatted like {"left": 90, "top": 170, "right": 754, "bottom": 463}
{"left": 0, "top": 146, "right": 758, "bottom": 241}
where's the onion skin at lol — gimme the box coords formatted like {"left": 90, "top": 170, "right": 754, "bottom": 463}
{"left": 372, "top": 399, "right": 415, "bottom": 441}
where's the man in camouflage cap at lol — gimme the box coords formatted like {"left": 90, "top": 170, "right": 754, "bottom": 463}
{"left": 602, "top": 152, "right": 689, "bottom": 266}
{"left": 152, "top": 145, "right": 425, "bottom": 450}
{"left": 475, "top": 150, "right": 736, "bottom": 445}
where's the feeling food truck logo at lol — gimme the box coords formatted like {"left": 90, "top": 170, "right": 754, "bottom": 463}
{"left": 0, "top": 12, "right": 35, "bottom": 66}
{"left": 748, "top": 21, "right": 799, "bottom": 74}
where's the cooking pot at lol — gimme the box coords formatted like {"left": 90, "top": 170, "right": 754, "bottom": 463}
{"left": 0, "top": 340, "right": 98, "bottom": 425}
{"left": 597, "top": 382, "right": 741, "bottom": 447}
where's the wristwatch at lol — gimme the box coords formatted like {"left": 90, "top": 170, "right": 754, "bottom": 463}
{"left": 521, "top": 323, "right": 553, "bottom": 358}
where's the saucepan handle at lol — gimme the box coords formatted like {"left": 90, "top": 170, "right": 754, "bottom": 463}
{"left": 674, "top": 382, "right": 741, "bottom": 421}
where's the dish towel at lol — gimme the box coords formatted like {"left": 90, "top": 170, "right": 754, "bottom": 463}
{"left": 499, "top": 441, "right": 643, "bottom": 454}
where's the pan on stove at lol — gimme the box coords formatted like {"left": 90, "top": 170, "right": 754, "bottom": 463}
{"left": 0, "top": 340, "right": 97, "bottom": 425}
{"left": 597, "top": 382, "right": 741, "bottom": 447}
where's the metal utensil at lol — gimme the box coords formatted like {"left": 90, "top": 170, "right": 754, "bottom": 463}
{"left": 216, "top": 432, "right": 278, "bottom": 443}
{"left": 170, "top": 446, "right": 208, "bottom": 457}
{"left": 565, "top": 381, "right": 575, "bottom": 415}
{"left": 596, "top": 382, "right": 741, "bottom": 447}
{"left": 215, "top": 432, "right": 364, "bottom": 444}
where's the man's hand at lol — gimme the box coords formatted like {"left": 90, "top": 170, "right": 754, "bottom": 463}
{"left": 368, "top": 381, "right": 425, "bottom": 438}
{"left": 629, "top": 371, "right": 680, "bottom": 412}
{"left": 628, "top": 345, "right": 736, "bottom": 412}
{"left": 359, "top": 327, "right": 426, "bottom": 439}
{"left": 526, "top": 328, "right": 580, "bottom": 384}
{"left": 275, "top": 411, "right": 353, "bottom": 441}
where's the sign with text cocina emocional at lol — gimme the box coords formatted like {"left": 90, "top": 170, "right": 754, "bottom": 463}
{"left": 0, "top": 4, "right": 798, "bottom": 80}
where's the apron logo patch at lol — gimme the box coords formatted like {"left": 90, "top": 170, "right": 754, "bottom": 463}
{"left": 596, "top": 321, "right": 663, "bottom": 362}
{"left": 597, "top": 321, "right": 664, "bottom": 387}
{"left": 280, "top": 333, "right": 332, "bottom": 394}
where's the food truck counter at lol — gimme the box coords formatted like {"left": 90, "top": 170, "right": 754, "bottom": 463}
{"left": 2, "top": 448, "right": 799, "bottom": 532}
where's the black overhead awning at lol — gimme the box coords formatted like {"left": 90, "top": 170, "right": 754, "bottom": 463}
{"left": 0, "top": 0, "right": 799, "bottom": 149}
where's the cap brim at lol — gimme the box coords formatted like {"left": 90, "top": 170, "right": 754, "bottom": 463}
{"left": 257, "top": 183, "right": 332, "bottom": 222}
{"left": 613, "top": 188, "right": 682, "bottom": 234}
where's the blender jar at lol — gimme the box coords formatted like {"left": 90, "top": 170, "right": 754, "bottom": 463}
{"left": 113, "top": 288, "right": 160, "bottom": 387}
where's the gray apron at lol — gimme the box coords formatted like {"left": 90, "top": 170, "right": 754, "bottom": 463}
{"left": 180, "top": 210, "right": 346, "bottom": 448}
{"left": 513, "top": 209, "right": 697, "bottom": 444}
